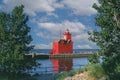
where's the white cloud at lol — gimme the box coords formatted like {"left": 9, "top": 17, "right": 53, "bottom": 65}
{"left": 0, "top": 0, "right": 63, "bottom": 16}
{"left": 77, "top": 45, "right": 92, "bottom": 49}
{"left": 34, "top": 43, "right": 52, "bottom": 49}
{"left": 61, "top": 0, "right": 98, "bottom": 16}
{"left": 36, "top": 20, "right": 91, "bottom": 43}
{"left": 38, "top": 21, "right": 86, "bottom": 33}
{"left": 31, "top": 17, "right": 50, "bottom": 23}
{"left": 47, "top": 12, "right": 58, "bottom": 18}
{"left": 74, "top": 33, "right": 89, "bottom": 42}
{"left": 0, "top": 0, "right": 98, "bottom": 16}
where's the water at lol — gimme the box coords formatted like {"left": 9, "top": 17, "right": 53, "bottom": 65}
{"left": 32, "top": 57, "right": 88, "bottom": 75}
{"left": 30, "top": 49, "right": 98, "bottom": 74}
{"left": 30, "top": 49, "right": 98, "bottom": 53}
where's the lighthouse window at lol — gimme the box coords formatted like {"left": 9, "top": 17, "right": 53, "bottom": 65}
{"left": 64, "top": 40, "right": 68, "bottom": 44}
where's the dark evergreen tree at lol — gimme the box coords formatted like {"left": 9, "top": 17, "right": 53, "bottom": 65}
{"left": 89, "top": 0, "right": 120, "bottom": 80}
{"left": 0, "top": 5, "right": 36, "bottom": 74}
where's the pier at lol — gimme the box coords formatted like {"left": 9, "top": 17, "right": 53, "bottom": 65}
{"left": 25, "top": 52, "right": 96, "bottom": 59}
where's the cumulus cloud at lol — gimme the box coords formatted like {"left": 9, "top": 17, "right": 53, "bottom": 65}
{"left": 77, "top": 45, "right": 92, "bottom": 49}
{"left": 35, "top": 20, "right": 94, "bottom": 49}
{"left": 0, "top": 0, "right": 98, "bottom": 16}
{"left": 0, "top": 0, "right": 63, "bottom": 16}
{"left": 61, "top": 0, "right": 98, "bottom": 16}
{"left": 34, "top": 43, "right": 52, "bottom": 49}
{"left": 47, "top": 12, "right": 59, "bottom": 18}
{"left": 36, "top": 20, "right": 91, "bottom": 43}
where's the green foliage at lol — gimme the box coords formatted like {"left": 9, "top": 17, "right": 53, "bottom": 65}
{"left": 0, "top": 5, "right": 37, "bottom": 76}
{"left": 0, "top": 72, "right": 36, "bottom": 80}
{"left": 55, "top": 71, "right": 68, "bottom": 80}
{"left": 68, "top": 69, "right": 83, "bottom": 76}
{"left": 88, "top": 53, "right": 100, "bottom": 64}
{"left": 85, "top": 64, "right": 107, "bottom": 79}
{"left": 55, "top": 68, "right": 84, "bottom": 80}
{"left": 89, "top": 0, "right": 120, "bottom": 79}
{"left": 55, "top": 64, "right": 107, "bottom": 80}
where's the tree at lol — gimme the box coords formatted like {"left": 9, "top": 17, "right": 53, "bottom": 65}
{"left": 88, "top": 53, "right": 100, "bottom": 64}
{"left": 0, "top": 5, "right": 36, "bottom": 74}
{"left": 89, "top": 0, "right": 120, "bottom": 80}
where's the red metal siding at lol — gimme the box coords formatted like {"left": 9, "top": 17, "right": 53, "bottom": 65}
{"left": 52, "top": 42, "right": 59, "bottom": 54}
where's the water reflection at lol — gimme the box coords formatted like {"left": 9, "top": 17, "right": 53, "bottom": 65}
{"left": 51, "top": 59, "right": 73, "bottom": 73}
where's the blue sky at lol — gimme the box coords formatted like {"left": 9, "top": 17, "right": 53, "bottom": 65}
{"left": 0, "top": 0, "right": 99, "bottom": 49}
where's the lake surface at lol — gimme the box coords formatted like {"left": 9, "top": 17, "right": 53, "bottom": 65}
{"left": 32, "top": 57, "right": 88, "bottom": 74}
{"left": 30, "top": 49, "right": 98, "bottom": 74}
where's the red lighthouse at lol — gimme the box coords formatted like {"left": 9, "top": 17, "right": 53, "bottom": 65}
{"left": 51, "top": 29, "right": 73, "bottom": 54}
{"left": 64, "top": 29, "right": 71, "bottom": 40}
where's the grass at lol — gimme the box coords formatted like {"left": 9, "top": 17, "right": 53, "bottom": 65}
{"left": 55, "top": 71, "right": 68, "bottom": 80}
{"left": 68, "top": 69, "right": 84, "bottom": 76}
{"left": 55, "top": 68, "right": 84, "bottom": 80}
{"left": 84, "top": 64, "right": 108, "bottom": 80}
{"left": 55, "top": 63, "right": 108, "bottom": 80}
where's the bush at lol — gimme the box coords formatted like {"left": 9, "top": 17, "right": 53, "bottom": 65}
{"left": 88, "top": 53, "right": 100, "bottom": 64}
{"left": 84, "top": 64, "right": 107, "bottom": 79}
{"left": 0, "top": 72, "right": 36, "bottom": 80}
{"left": 68, "top": 69, "right": 83, "bottom": 76}
{"left": 55, "top": 71, "right": 68, "bottom": 80}
{"left": 55, "top": 68, "right": 84, "bottom": 80}
{"left": 55, "top": 64, "right": 108, "bottom": 80}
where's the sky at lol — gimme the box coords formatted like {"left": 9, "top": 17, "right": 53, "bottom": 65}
{"left": 0, "top": 0, "right": 99, "bottom": 49}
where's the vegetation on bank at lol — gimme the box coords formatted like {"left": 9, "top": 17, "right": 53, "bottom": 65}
{"left": 84, "top": 64, "right": 107, "bottom": 80}
{"left": 55, "top": 69, "right": 83, "bottom": 80}
{"left": 55, "top": 53, "right": 100, "bottom": 79}
{"left": 55, "top": 63, "right": 107, "bottom": 80}
{"left": 55, "top": 53, "right": 107, "bottom": 80}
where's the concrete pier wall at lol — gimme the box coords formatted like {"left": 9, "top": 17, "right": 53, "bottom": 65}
{"left": 25, "top": 52, "right": 96, "bottom": 59}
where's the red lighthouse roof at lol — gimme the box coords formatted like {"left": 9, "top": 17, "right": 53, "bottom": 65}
{"left": 64, "top": 29, "right": 71, "bottom": 35}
